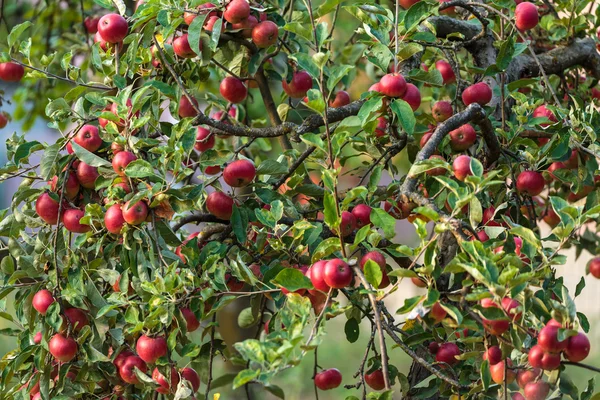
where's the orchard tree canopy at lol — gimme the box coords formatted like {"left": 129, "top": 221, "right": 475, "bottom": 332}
{"left": 2, "top": 0, "right": 600, "bottom": 399}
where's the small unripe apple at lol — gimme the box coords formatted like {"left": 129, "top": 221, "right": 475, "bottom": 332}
{"left": 462, "top": 82, "right": 492, "bottom": 106}
{"left": 351, "top": 204, "right": 372, "bottom": 228}
{"left": 516, "top": 171, "right": 545, "bottom": 196}
{"left": 195, "top": 127, "right": 215, "bottom": 152}
{"left": 432, "top": 101, "right": 453, "bottom": 122}
{"left": 329, "top": 90, "right": 351, "bottom": 108}
{"left": 206, "top": 191, "right": 234, "bottom": 220}
{"left": 136, "top": 334, "right": 168, "bottom": 364}
{"left": 35, "top": 192, "right": 60, "bottom": 225}
{"left": 49, "top": 334, "right": 78, "bottom": 362}
{"left": 314, "top": 368, "right": 342, "bottom": 390}
{"left": 435, "top": 60, "right": 455, "bottom": 84}
{"left": 452, "top": 155, "right": 472, "bottom": 181}
{"left": 220, "top": 76, "right": 248, "bottom": 103}
{"left": 223, "top": 0, "right": 250, "bottom": 24}
{"left": 435, "top": 342, "right": 460, "bottom": 365}
{"left": 308, "top": 260, "right": 330, "bottom": 295}
{"left": 378, "top": 73, "right": 407, "bottom": 98}
{"left": 173, "top": 34, "right": 196, "bottom": 58}
{"left": 524, "top": 381, "right": 550, "bottom": 400}
{"left": 178, "top": 95, "right": 199, "bottom": 118}
{"left": 483, "top": 345, "right": 502, "bottom": 365}
{"left": 251, "top": 20, "right": 278, "bottom": 48}
{"left": 0, "top": 62, "right": 25, "bottom": 82}
{"left": 588, "top": 257, "right": 600, "bottom": 278}
{"left": 449, "top": 124, "right": 477, "bottom": 151}
{"left": 223, "top": 159, "right": 256, "bottom": 187}
{"left": 105, "top": 204, "right": 126, "bottom": 234}
{"left": 98, "top": 14, "right": 128, "bottom": 43}
{"left": 112, "top": 151, "right": 137, "bottom": 176}
{"left": 282, "top": 71, "right": 313, "bottom": 98}
{"left": 564, "top": 332, "right": 590, "bottom": 362}
{"left": 323, "top": 258, "right": 353, "bottom": 289}
{"left": 119, "top": 355, "right": 147, "bottom": 384}
{"left": 364, "top": 369, "right": 386, "bottom": 390}
{"left": 32, "top": 289, "right": 55, "bottom": 315}
{"left": 63, "top": 208, "right": 90, "bottom": 233}
{"left": 123, "top": 200, "right": 148, "bottom": 225}
{"left": 515, "top": 2, "right": 539, "bottom": 31}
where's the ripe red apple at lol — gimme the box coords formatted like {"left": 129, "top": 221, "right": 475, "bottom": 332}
{"left": 365, "top": 369, "right": 385, "bottom": 390}
{"left": 206, "top": 191, "right": 234, "bottom": 220}
{"left": 204, "top": 165, "right": 221, "bottom": 175}
{"left": 220, "top": 76, "right": 247, "bottom": 103}
{"left": 399, "top": 0, "right": 420, "bottom": 8}
{"left": 74, "top": 125, "right": 102, "bottom": 152}
{"left": 204, "top": 15, "right": 221, "bottom": 31}
{"left": 181, "top": 308, "right": 200, "bottom": 332}
{"left": 432, "top": 101, "right": 453, "bottom": 122}
{"left": 32, "top": 289, "right": 55, "bottom": 315}
{"left": 462, "top": 82, "right": 492, "bottom": 106}
{"left": 119, "top": 355, "right": 147, "bottom": 384}
{"left": 49, "top": 334, "right": 78, "bottom": 362}
{"left": 308, "top": 260, "right": 330, "bottom": 295}
{"left": 588, "top": 257, "right": 600, "bottom": 278}
{"left": 112, "top": 151, "right": 137, "bottom": 176}
{"left": 369, "top": 82, "right": 381, "bottom": 92}
{"left": 323, "top": 258, "right": 353, "bottom": 289}
{"left": 427, "top": 155, "right": 446, "bottom": 176}
{"left": 533, "top": 105, "right": 556, "bottom": 126}
{"left": 480, "top": 298, "right": 509, "bottom": 336}
{"left": 360, "top": 251, "right": 389, "bottom": 288}
{"left": 282, "top": 71, "right": 313, "bottom": 98}
{"left": 420, "top": 131, "right": 433, "bottom": 148}
{"left": 435, "top": 60, "right": 455, "bottom": 84}
{"left": 76, "top": 161, "right": 100, "bottom": 189}
{"left": 502, "top": 297, "right": 522, "bottom": 321}
{"left": 136, "top": 334, "right": 168, "bottom": 364}
{"left": 232, "top": 15, "right": 258, "bottom": 38}
{"left": 541, "top": 206, "right": 560, "bottom": 227}
{"left": 374, "top": 116, "right": 388, "bottom": 137}
{"left": 0, "top": 62, "right": 25, "bottom": 82}
{"left": 114, "top": 349, "right": 135, "bottom": 370}
{"left": 33, "top": 331, "right": 42, "bottom": 344}
{"left": 251, "top": 20, "right": 278, "bottom": 48}
{"left": 378, "top": 73, "right": 407, "bottom": 98}
{"left": 528, "top": 344, "right": 561, "bottom": 370}
{"left": 435, "top": 342, "right": 460, "bottom": 366}
{"left": 538, "top": 323, "right": 567, "bottom": 353}
{"left": 223, "top": 159, "right": 256, "bottom": 187}
{"left": 105, "top": 204, "right": 126, "bottom": 234}
{"left": 564, "top": 332, "right": 590, "bottom": 362}
{"left": 452, "top": 155, "right": 472, "bottom": 181}
{"left": 63, "top": 208, "right": 90, "bottom": 233}
{"left": 50, "top": 172, "right": 80, "bottom": 200}
{"left": 547, "top": 161, "right": 566, "bottom": 181}
{"left": 98, "top": 14, "right": 128, "bottom": 43}
{"left": 223, "top": 0, "right": 250, "bottom": 23}
{"left": 179, "top": 96, "right": 199, "bottom": 118}
{"left": 429, "top": 302, "right": 447, "bottom": 324}
{"left": 152, "top": 366, "right": 179, "bottom": 394}
{"left": 351, "top": 204, "right": 372, "bottom": 228}
{"left": 439, "top": 0, "right": 456, "bottom": 14}
{"left": 515, "top": 2, "right": 539, "bottom": 31}
{"left": 180, "top": 367, "right": 201, "bottom": 392}
{"left": 339, "top": 211, "right": 356, "bottom": 237}
{"left": 449, "top": 124, "right": 477, "bottom": 151}
{"left": 412, "top": 276, "right": 427, "bottom": 287}
{"left": 517, "top": 368, "right": 541, "bottom": 389}
{"left": 483, "top": 345, "right": 502, "bottom": 365}
{"left": 64, "top": 307, "right": 89, "bottom": 332}
{"left": 0, "top": 112, "right": 7, "bottom": 128}
{"left": 35, "top": 192, "right": 60, "bottom": 225}
{"left": 184, "top": 3, "right": 218, "bottom": 25}
{"left": 428, "top": 342, "right": 439, "bottom": 354}
{"left": 516, "top": 171, "right": 545, "bottom": 196}
{"left": 194, "top": 127, "right": 215, "bottom": 152}
{"left": 490, "top": 359, "right": 516, "bottom": 384}
{"left": 524, "top": 381, "right": 549, "bottom": 400}
{"left": 329, "top": 90, "right": 351, "bottom": 108}
{"left": 401, "top": 83, "right": 421, "bottom": 111}
{"left": 123, "top": 200, "right": 148, "bottom": 225}
{"left": 476, "top": 230, "right": 489, "bottom": 241}
{"left": 84, "top": 16, "right": 100, "bottom": 34}
{"left": 383, "top": 198, "right": 415, "bottom": 219}
{"left": 314, "top": 368, "right": 342, "bottom": 390}
{"left": 173, "top": 34, "right": 196, "bottom": 58}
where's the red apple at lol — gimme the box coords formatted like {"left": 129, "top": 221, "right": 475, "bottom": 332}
{"left": 483, "top": 346, "right": 503, "bottom": 365}
{"left": 282, "top": 71, "right": 313, "bottom": 98}
{"left": 113, "top": 349, "right": 135, "bottom": 369}
{"left": 194, "top": 127, "right": 215, "bottom": 152}
{"left": 427, "top": 155, "right": 446, "bottom": 176}
{"left": 152, "top": 366, "right": 179, "bottom": 394}
{"left": 435, "top": 342, "right": 460, "bottom": 366}
{"left": 323, "top": 258, "right": 353, "bottom": 289}
{"left": 180, "top": 367, "right": 201, "bottom": 392}
{"left": 0, "top": 112, "right": 7, "bottom": 129}
{"left": 564, "top": 332, "right": 590, "bottom": 362}
{"left": 429, "top": 342, "right": 439, "bottom": 354}
{"left": 435, "top": 60, "right": 455, "bottom": 84}
{"left": 223, "top": 0, "right": 250, "bottom": 23}
{"left": 173, "top": 34, "right": 196, "bottom": 58}
{"left": 232, "top": 15, "right": 258, "bottom": 38}
{"left": 329, "top": 90, "right": 351, "bottom": 108}
{"left": 401, "top": 83, "right": 421, "bottom": 111}
{"left": 136, "top": 334, "right": 167, "bottom": 364}
{"left": 517, "top": 368, "right": 541, "bottom": 389}
{"left": 430, "top": 302, "right": 447, "bottom": 324}
{"left": 76, "top": 161, "right": 100, "bottom": 189}
{"left": 365, "top": 369, "right": 386, "bottom": 390}
{"left": 49, "top": 334, "right": 78, "bottom": 362}
{"left": 360, "top": 251, "right": 389, "bottom": 288}
{"left": 308, "top": 260, "right": 330, "bottom": 295}
{"left": 223, "top": 159, "right": 256, "bottom": 187}
{"left": 204, "top": 165, "right": 221, "bottom": 175}
{"left": 35, "top": 192, "right": 60, "bottom": 225}
{"left": 420, "top": 131, "right": 433, "bottom": 148}
{"left": 105, "top": 204, "right": 126, "bottom": 234}
{"left": 374, "top": 116, "right": 388, "bottom": 137}
{"left": 399, "top": 0, "right": 420, "bottom": 8}
{"left": 314, "top": 368, "right": 342, "bottom": 390}
{"left": 528, "top": 344, "right": 561, "bottom": 370}
{"left": 32, "top": 289, "right": 55, "bottom": 315}
{"left": 184, "top": 3, "right": 218, "bottom": 25}
{"left": 50, "top": 172, "right": 80, "bottom": 200}
{"left": 480, "top": 298, "right": 509, "bottom": 336}
{"left": 63, "top": 208, "right": 90, "bottom": 233}
{"left": 112, "top": 151, "right": 137, "bottom": 176}
{"left": 516, "top": 171, "right": 545, "bottom": 196}
{"left": 98, "top": 14, "right": 128, "bottom": 43}
{"left": 122, "top": 200, "right": 148, "bottom": 225}
{"left": 351, "top": 204, "right": 372, "bottom": 228}
{"left": 533, "top": 105, "right": 556, "bottom": 127}
{"left": 515, "top": 2, "right": 539, "bottom": 31}
{"left": 490, "top": 359, "right": 516, "bottom": 385}
{"left": 452, "top": 155, "right": 472, "bottom": 181}
{"left": 432, "top": 101, "right": 453, "bottom": 122}
{"left": 412, "top": 276, "right": 427, "bottom": 287}
{"left": 339, "top": 211, "right": 356, "bottom": 237}
{"left": 537, "top": 324, "right": 567, "bottom": 353}
{"left": 462, "top": 82, "right": 492, "bottom": 106}
{"left": 74, "top": 125, "right": 102, "bottom": 152}
{"left": 119, "top": 355, "right": 147, "bottom": 384}
{"left": 206, "top": 191, "right": 234, "bottom": 220}
{"left": 547, "top": 161, "right": 566, "bottom": 181}
{"left": 220, "top": 76, "right": 247, "bottom": 103}
{"left": 0, "top": 62, "right": 25, "bottom": 82}
{"left": 524, "top": 381, "right": 549, "bottom": 400}
{"left": 181, "top": 308, "right": 200, "bottom": 332}
{"left": 84, "top": 16, "right": 100, "bottom": 34}
{"left": 33, "top": 331, "right": 42, "bottom": 344}
{"left": 204, "top": 15, "right": 221, "bottom": 31}
{"left": 251, "top": 20, "right": 278, "bottom": 48}
{"left": 449, "top": 124, "right": 477, "bottom": 151}
{"left": 179, "top": 96, "right": 199, "bottom": 118}
{"left": 64, "top": 307, "right": 89, "bottom": 332}
{"left": 588, "top": 257, "right": 600, "bottom": 278}
{"left": 378, "top": 73, "right": 407, "bottom": 98}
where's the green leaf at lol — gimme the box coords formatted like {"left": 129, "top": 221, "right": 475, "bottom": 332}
{"left": 256, "top": 160, "right": 288, "bottom": 176}
{"left": 233, "top": 369, "right": 260, "bottom": 389}
{"left": 481, "top": 359, "right": 491, "bottom": 390}
{"left": 14, "top": 141, "right": 42, "bottom": 166}
{"left": 363, "top": 259, "right": 383, "bottom": 288}
{"left": 311, "top": 237, "right": 341, "bottom": 262}
{"left": 187, "top": 14, "right": 207, "bottom": 56}
{"left": 39, "top": 142, "right": 61, "bottom": 180}
{"left": 370, "top": 208, "right": 396, "bottom": 239}
{"left": 155, "top": 220, "right": 181, "bottom": 246}
{"left": 8, "top": 21, "right": 32, "bottom": 49}
{"left": 396, "top": 295, "right": 424, "bottom": 314}
{"left": 272, "top": 268, "right": 313, "bottom": 292}
{"left": 231, "top": 205, "right": 248, "bottom": 244}
{"left": 290, "top": 53, "right": 319, "bottom": 81}
{"left": 125, "top": 159, "right": 159, "bottom": 179}
{"left": 71, "top": 142, "right": 111, "bottom": 168}
{"left": 323, "top": 192, "right": 339, "bottom": 232}
{"left": 403, "top": 1, "right": 431, "bottom": 32}
{"left": 559, "top": 374, "right": 579, "bottom": 400}
{"left": 210, "top": 18, "right": 223, "bottom": 52}
{"left": 327, "top": 65, "right": 353, "bottom": 92}
{"left": 344, "top": 318, "right": 360, "bottom": 343}
{"left": 389, "top": 99, "right": 416, "bottom": 135}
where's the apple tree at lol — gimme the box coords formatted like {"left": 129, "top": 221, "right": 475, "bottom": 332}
{"left": 1, "top": 0, "right": 600, "bottom": 398}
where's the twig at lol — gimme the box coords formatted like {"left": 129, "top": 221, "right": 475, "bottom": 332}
{"left": 9, "top": 58, "right": 112, "bottom": 90}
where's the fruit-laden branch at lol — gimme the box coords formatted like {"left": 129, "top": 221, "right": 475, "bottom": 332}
{"left": 401, "top": 103, "right": 499, "bottom": 195}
